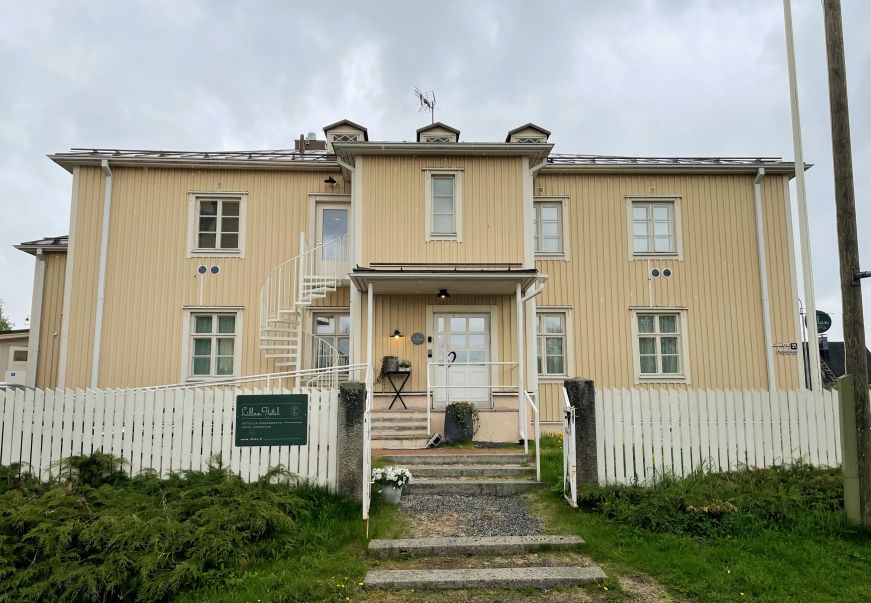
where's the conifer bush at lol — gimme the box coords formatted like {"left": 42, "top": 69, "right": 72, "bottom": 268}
{"left": 0, "top": 454, "right": 358, "bottom": 602}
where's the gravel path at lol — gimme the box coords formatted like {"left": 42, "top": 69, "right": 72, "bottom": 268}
{"left": 400, "top": 494, "right": 545, "bottom": 537}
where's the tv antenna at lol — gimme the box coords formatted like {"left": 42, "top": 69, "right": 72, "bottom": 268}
{"left": 414, "top": 87, "right": 436, "bottom": 123}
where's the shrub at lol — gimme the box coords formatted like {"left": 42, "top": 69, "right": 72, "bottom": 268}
{"left": 0, "top": 453, "right": 358, "bottom": 602}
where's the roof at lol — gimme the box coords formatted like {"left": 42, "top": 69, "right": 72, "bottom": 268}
{"left": 819, "top": 341, "right": 871, "bottom": 385}
{"left": 505, "top": 123, "right": 551, "bottom": 142}
{"left": 416, "top": 122, "right": 461, "bottom": 141}
{"left": 322, "top": 119, "right": 369, "bottom": 141}
{"left": 0, "top": 329, "right": 29, "bottom": 341}
{"left": 15, "top": 235, "right": 68, "bottom": 255}
{"left": 543, "top": 154, "right": 801, "bottom": 175}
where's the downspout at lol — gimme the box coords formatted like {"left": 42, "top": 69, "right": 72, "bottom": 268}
{"left": 338, "top": 157, "right": 364, "bottom": 381}
{"left": 26, "top": 249, "right": 46, "bottom": 387}
{"left": 523, "top": 159, "right": 548, "bottom": 431}
{"left": 754, "top": 168, "right": 777, "bottom": 390}
{"left": 90, "top": 159, "right": 113, "bottom": 388}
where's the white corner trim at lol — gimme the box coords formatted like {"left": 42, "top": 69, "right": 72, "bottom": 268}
{"left": 57, "top": 167, "right": 80, "bottom": 388}
{"left": 25, "top": 249, "right": 45, "bottom": 387}
{"left": 424, "top": 169, "right": 463, "bottom": 242}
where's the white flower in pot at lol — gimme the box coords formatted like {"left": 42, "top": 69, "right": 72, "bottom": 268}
{"left": 372, "top": 466, "right": 413, "bottom": 504}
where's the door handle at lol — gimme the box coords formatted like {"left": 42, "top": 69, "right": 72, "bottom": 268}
{"left": 448, "top": 351, "right": 457, "bottom": 365}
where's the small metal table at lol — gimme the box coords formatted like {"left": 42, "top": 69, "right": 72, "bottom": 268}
{"left": 384, "top": 370, "right": 411, "bottom": 409}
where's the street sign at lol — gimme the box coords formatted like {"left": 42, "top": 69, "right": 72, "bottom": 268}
{"left": 816, "top": 310, "right": 832, "bottom": 334}
{"left": 235, "top": 394, "right": 308, "bottom": 447}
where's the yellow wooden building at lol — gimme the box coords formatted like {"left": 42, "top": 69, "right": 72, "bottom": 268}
{"left": 16, "top": 120, "right": 806, "bottom": 441}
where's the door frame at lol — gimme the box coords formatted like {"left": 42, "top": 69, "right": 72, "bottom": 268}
{"left": 426, "top": 304, "right": 501, "bottom": 409}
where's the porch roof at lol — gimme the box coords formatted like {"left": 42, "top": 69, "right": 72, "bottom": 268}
{"left": 350, "top": 265, "right": 540, "bottom": 295}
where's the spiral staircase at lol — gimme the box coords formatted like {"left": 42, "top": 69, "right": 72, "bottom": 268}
{"left": 259, "top": 234, "right": 351, "bottom": 382}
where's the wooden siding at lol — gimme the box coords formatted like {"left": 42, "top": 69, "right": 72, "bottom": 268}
{"left": 534, "top": 173, "right": 801, "bottom": 412}
{"left": 63, "top": 166, "right": 344, "bottom": 387}
{"left": 36, "top": 252, "right": 67, "bottom": 388}
{"left": 362, "top": 156, "right": 525, "bottom": 265}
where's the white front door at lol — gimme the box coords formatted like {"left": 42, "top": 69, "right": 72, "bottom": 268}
{"left": 315, "top": 203, "right": 350, "bottom": 276}
{"left": 433, "top": 314, "right": 491, "bottom": 408}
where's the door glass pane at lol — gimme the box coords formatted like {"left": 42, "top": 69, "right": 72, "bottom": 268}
{"left": 469, "top": 333, "right": 485, "bottom": 350}
{"left": 338, "top": 315, "right": 351, "bottom": 334}
{"left": 315, "top": 315, "right": 334, "bottom": 334}
{"left": 469, "top": 350, "right": 485, "bottom": 363}
{"left": 322, "top": 208, "right": 348, "bottom": 242}
{"left": 450, "top": 318, "right": 466, "bottom": 333}
{"left": 218, "top": 316, "right": 235, "bottom": 333}
{"left": 468, "top": 317, "right": 485, "bottom": 333}
{"left": 453, "top": 351, "right": 467, "bottom": 363}
{"left": 450, "top": 334, "right": 467, "bottom": 349}
{"left": 194, "top": 316, "right": 213, "bottom": 333}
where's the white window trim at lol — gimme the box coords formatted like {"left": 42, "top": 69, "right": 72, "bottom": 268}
{"left": 180, "top": 306, "right": 244, "bottom": 382}
{"left": 536, "top": 307, "right": 574, "bottom": 381}
{"left": 629, "top": 307, "right": 691, "bottom": 384}
{"left": 330, "top": 131, "right": 360, "bottom": 143}
{"left": 533, "top": 196, "right": 570, "bottom": 261}
{"left": 424, "top": 169, "right": 463, "bottom": 242}
{"left": 187, "top": 192, "right": 248, "bottom": 258}
{"left": 626, "top": 196, "right": 683, "bottom": 261}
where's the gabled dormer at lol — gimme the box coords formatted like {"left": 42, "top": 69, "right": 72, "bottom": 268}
{"left": 416, "top": 122, "right": 460, "bottom": 143}
{"left": 323, "top": 119, "right": 368, "bottom": 153}
{"left": 506, "top": 123, "right": 551, "bottom": 144}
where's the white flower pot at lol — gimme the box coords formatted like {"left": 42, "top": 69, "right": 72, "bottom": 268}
{"left": 380, "top": 484, "right": 402, "bottom": 504}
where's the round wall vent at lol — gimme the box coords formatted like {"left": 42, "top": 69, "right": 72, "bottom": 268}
{"left": 210, "top": 265, "right": 220, "bottom": 275}
{"left": 197, "top": 265, "right": 208, "bottom": 275}
{"left": 650, "top": 268, "right": 661, "bottom": 278}
{"left": 663, "top": 268, "right": 673, "bottom": 278}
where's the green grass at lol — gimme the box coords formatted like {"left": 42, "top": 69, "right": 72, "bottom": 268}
{"left": 0, "top": 453, "right": 401, "bottom": 603}
{"left": 536, "top": 440, "right": 871, "bottom": 602}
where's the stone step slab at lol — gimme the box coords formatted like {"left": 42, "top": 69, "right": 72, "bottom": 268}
{"left": 364, "top": 566, "right": 606, "bottom": 590}
{"left": 378, "top": 453, "right": 531, "bottom": 465}
{"left": 370, "top": 438, "right": 429, "bottom": 450}
{"left": 399, "top": 464, "right": 534, "bottom": 478}
{"left": 403, "top": 479, "right": 540, "bottom": 496}
{"left": 368, "top": 535, "right": 585, "bottom": 559}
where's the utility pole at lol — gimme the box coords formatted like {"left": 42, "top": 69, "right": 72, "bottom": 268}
{"left": 783, "top": 0, "right": 822, "bottom": 392}
{"left": 822, "top": 0, "right": 871, "bottom": 524}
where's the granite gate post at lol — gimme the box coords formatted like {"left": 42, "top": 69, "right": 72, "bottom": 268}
{"left": 337, "top": 381, "right": 366, "bottom": 499}
{"left": 564, "top": 377, "right": 598, "bottom": 485}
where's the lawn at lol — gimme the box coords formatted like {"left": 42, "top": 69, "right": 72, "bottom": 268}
{"left": 536, "top": 435, "right": 871, "bottom": 602}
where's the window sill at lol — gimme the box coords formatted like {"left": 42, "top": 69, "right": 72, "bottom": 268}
{"left": 538, "top": 375, "right": 569, "bottom": 382}
{"left": 630, "top": 253, "right": 681, "bottom": 261}
{"left": 190, "top": 249, "right": 242, "bottom": 257}
{"left": 535, "top": 253, "right": 568, "bottom": 261}
{"left": 185, "top": 375, "right": 240, "bottom": 383}
{"left": 426, "top": 234, "right": 461, "bottom": 242}
{"left": 636, "top": 374, "right": 689, "bottom": 384}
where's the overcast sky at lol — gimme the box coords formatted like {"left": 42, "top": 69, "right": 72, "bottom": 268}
{"left": 1, "top": 0, "right": 868, "bottom": 345}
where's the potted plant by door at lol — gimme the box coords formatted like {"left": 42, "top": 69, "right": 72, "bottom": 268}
{"left": 398, "top": 360, "right": 411, "bottom": 372}
{"left": 444, "top": 401, "right": 480, "bottom": 443}
{"left": 372, "top": 466, "right": 413, "bottom": 504}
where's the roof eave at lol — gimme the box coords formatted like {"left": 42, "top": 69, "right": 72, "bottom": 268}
{"left": 540, "top": 163, "right": 801, "bottom": 176}
{"left": 48, "top": 155, "right": 341, "bottom": 173}
{"left": 333, "top": 142, "right": 553, "bottom": 165}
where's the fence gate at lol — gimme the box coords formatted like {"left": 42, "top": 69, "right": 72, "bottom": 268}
{"left": 562, "top": 388, "right": 578, "bottom": 507}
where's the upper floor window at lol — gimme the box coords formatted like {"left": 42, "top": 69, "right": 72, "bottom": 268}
{"left": 631, "top": 309, "right": 689, "bottom": 382}
{"left": 424, "top": 169, "right": 463, "bottom": 241}
{"left": 533, "top": 200, "right": 566, "bottom": 256}
{"left": 628, "top": 197, "right": 681, "bottom": 259}
{"left": 187, "top": 311, "right": 240, "bottom": 379}
{"left": 331, "top": 133, "right": 359, "bottom": 143}
{"left": 188, "top": 193, "right": 247, "bottom": 257}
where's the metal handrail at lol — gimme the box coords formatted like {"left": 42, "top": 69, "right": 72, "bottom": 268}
{"left": 138, "top": 364, "right": 368, "bottom": 391}
{"left": 524, "top": 390, "right": 541, "bottom": 482}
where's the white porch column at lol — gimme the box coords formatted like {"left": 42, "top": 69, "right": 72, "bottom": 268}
{"left": 366, "top": 283, "right": 374, "bottom": 389}
{"left": 516, "top": 283, "right": 526, "bottom": 441}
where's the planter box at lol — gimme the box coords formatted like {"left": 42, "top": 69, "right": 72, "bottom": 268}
{"left": 444, "top": 403, "right": 475, "bottom": 443}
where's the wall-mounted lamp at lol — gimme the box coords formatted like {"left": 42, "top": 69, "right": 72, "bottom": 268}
{"left": 392, "top": 329, "right": 403, "bottom": 339}
{"left": 436, "top": 289, "right": 450, "bottom": 299}
{"left": 324, "top": 176, "right": 337, "bottom": 184}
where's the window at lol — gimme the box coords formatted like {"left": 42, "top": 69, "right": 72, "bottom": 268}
{"left": 8, "top": 347, "right": 27, "bottom": 368}
{"left": 537, "top": 312, "right": 567, "bottom": 376}
{"left": 188, "top": 193, "right": 247, "bottom": 257}
{"left": 632, "top": 310, "right": 689, "bottom": 381}
{"left": 312, "top": 313, "right": 350, "bottom": 370}
{"left": 424, "top": 169, "right": 463, "bottom": 241}
{"left": 423, "top": 135, "right": 454, "bottom": 143}
{"left": 629, "top": 198, "right": 681, "bottom": 258}
{"left": 533, "top": 201, "right": 565, "bottom": 255}
{"left": 331, "top": 133, "right": 359, "bottom": 143}
{"left": 188, "top": 312, "right": 239, "bottom": 378}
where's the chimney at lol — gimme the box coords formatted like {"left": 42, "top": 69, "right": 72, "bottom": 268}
{"left": 294, "top": 132, "right": 326, "bottom": 153}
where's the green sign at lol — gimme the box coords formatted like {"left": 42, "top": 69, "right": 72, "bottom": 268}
{"left": 816, "top": 310, "right": 832, "bottom": 334}
{"left": 235, "top": 394, "right": 308, "bottom": 447}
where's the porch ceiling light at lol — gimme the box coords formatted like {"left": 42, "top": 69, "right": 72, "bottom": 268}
{"left": 437, "top": 289, "right": 450, "bottom": 299}
{"left": 392, "top": 329, "right": 403, "bottom": 339}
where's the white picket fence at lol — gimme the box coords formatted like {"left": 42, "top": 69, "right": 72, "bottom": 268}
{"left": 0, "top": 386, "right": 340, "bottom": 486}
{"left": 595, "top": 388, "right": 843, "bottom": 485}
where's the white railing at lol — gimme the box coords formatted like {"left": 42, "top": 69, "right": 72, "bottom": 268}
{"left": 140, "top": 364, "right": 367, "bottom": 392}
{"left": 561, "top": 387, "right": 578, "bottom": 507}
{"left": 595, "top": 387, "right": 846, "bottom": 485}
{"left": 425, "top": 361, "right": 519, "bottom": 435}
{"left": 363, "top": 365, "right": 374, "bottom": 527}
{"left": 524, "top": 390, "right": 541, "bottom": 482}
{"left": 259, "top": 232, "right": 351, "bottom": 332}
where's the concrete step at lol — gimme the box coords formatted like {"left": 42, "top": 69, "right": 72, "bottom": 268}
{"left": 378, "top": 453, "right": 531, "bottom": 465}
{"left": 371, "top": 410, "right": 429, "bottom": 419}
{"left": 371, "top": 416, "right": 429, "bottom": 424}
{"left": 398, "top": 464, "right": 534, "bottom": 479}
{"left": 364, "top": 566, "right": 605, "bottom": 590}
{"left": 368, "top": 535, "right": 585, "bottom": 559}
{"left": 371, "top": 437, "right": 430, "bottom": 450}
{"left": 404, "top": 479, "right": 539, "bottom": 496}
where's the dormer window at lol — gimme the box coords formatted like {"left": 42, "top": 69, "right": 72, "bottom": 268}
{"left": 506, "top": 123, "right": 551, "bottom": 144}
{"left": 514, "top": 136, "right": 546, "bottom": 144}
{"left": 423, "top": 135, "right": 454, "bottom": 143}
{"left": 331, "top": 133, "right": 359, "bottom": 143}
